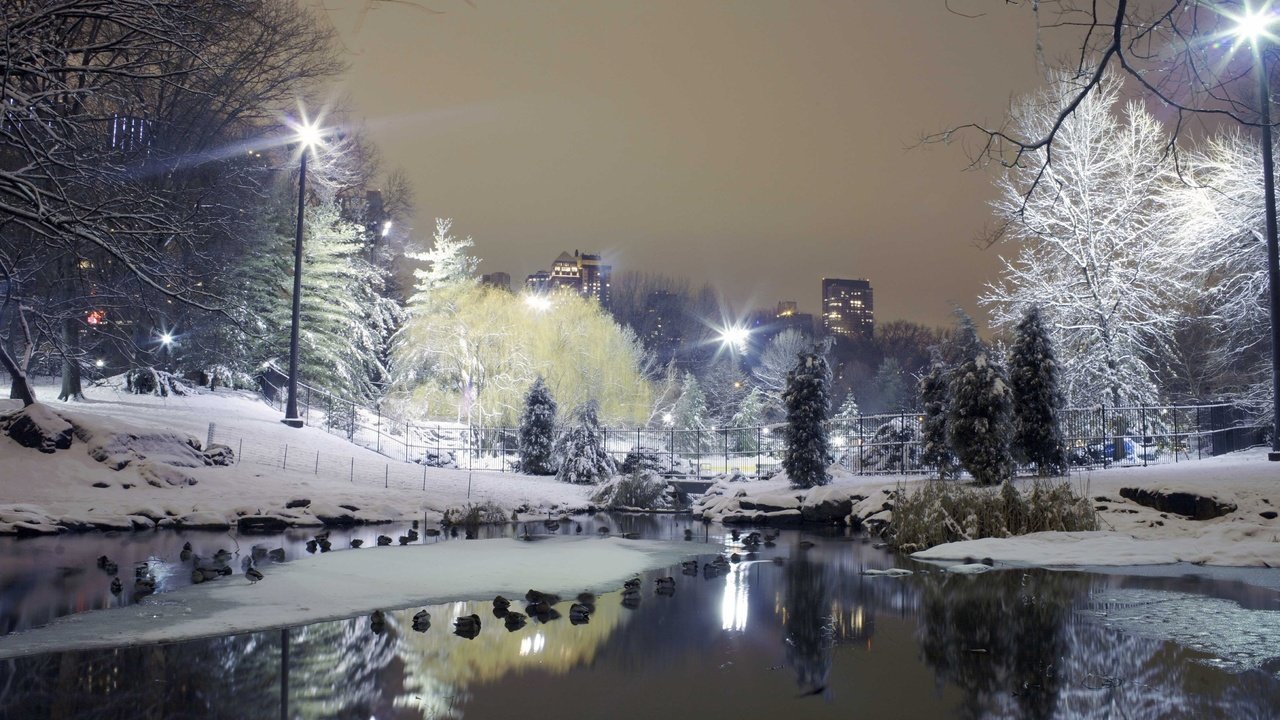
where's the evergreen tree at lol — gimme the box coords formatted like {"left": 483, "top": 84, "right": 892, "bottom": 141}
{"left": 946, "top": 318, "right": 1013, "bottom": 486}
{"left": 671, "top": 372, "right": 710, "bottom": 451}
{"left": 517, "top": 376, "right": 558, "bottom": 475}
{"left": 830, "top": 393, "right": 861, "bottom": 455}
{"left": 554, "top": 400, "right": 616, "bottom": 484}
{"left": 728, "top": 386, "right": 767, "bottom": 451}
{"left": 1008, "top": 306, "right": 1067, "bottom": 475}
{"left": 870, "top": 357, "right": 908, "bottom": 413}
{"left": 782, "top": 349, "right": 832, "bottom": 488}
{"left": 919, "top": 348, "right": 957, "bottom": 478}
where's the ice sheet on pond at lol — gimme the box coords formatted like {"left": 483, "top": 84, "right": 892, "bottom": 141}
{"left": 1082, "top": 588, "right": 1280, "bottom": 676}
{"left": 0, "top": 536, "right": 691, "bottom": 660}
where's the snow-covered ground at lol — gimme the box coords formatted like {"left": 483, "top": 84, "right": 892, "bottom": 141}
{"left": 0, "top": 381, "right": 595, "bottom": 535}
{"left": 0, "top": 535, "right": 692, "bottom": 659}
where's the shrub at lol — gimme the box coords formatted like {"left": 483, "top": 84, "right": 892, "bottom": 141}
{"left": 442, "top": 501, "right": 509, "bottom": 527}
{"left": 889, "top": 478, "right": 1097, "bottom": 552}
{"left": 592, "top": 471, "right": 681, "bottom": 510}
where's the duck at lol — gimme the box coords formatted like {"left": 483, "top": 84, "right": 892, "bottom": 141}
{"left": 526, "top": 589, "right": 560, "bottom": 605}
{"left": 110, "top": 577, "right": 122, "bottom": 594}
{"left": 424, "top": 528, "right": 441, "bottom": 537}
{"left": 730, "top": 529, "right": 741, "bottom": 541}
{"left": 503, "top": 611, "right": 528, "bottom": 631}
{"left": 305, "top": 539, "right": 318, "bottom": 554}
{"left": 453, "top": 614, "right": 482, "bottom": 638}
{"left": 596, "top": 526, "right": 610, "bottom": 535}
{"left": 317, "top": 538, "right": 332, "bottom": 552}
{"left": 134, "top": 575, "right": 156, "bottom": 596}
{"left": 398, "top": 535, "right": 411, "bottom": 546}
{"left": 569, "top": 603, "right": 592, "bottom": 624}
{"left": 213, "top": 549, "right": 232, "bottom": 563}
{"left": 97, "top": 556, "right": 119, "bottom": 575}
{"left": 246, "top": 566, "right": 264, "bottom": 584}
{"left": 134, "top": 562, "right": 150, "bottom": 580}
{"left": 268, "top": 548, "right": 286, "bottom": 562}
{"left": 376, "top": 535, "right": 392, "bottom": 546}
{"left": 762, "top": 529, "right": 780, "bottom": 543}
{"left": 493, "top": 595, "right": 512, "bottom": 611}
{"left": 526, "top": 600, "right": 553, "bottom": 619}
{"left": 683, "top": 528, "right": 694, "bottom": 541}
{"left": 179, "top": 546, "right": 193, "bottom": 562}
{"left": 370, "top": 610, "right": 386, "bottom": 634}
{"left": 575, "top": 523, "right": 583, "bottom": 534}
{"left": 314, "top": 530, "right": 330, "bottom": 542}
{"left": 350, "top": 539, "right": 364, "bottom": 549}
{"left": 620, "top": 587, "right": 641, "bottom": 608}
{"left": 412, "top": 609, "right": 431, "bottom": 632}
{"left": 576, "top": 592, "right": 597, "bottom": 608}
{"left": 623, "top": 577, "right": 641, "bottom": 591}
{"left": 182, "top": 541, "right": 193, "bottom": 553}
{"left": 655, "top": 577, "right": 675, "bottom": 591}
{"left": 798, "top": 540, "right": 816, "bottom": 550}
{"left": 681, "top": 560, "right": 699, "bottom": 574}
{"left": 406, "top": 529, "right": 420, "bottom": 542}
{"left": 412, "top": 520, "right": 420, "bottom": 530}
{"left": 729, "top": 553, "right": 741, "bottom": 563}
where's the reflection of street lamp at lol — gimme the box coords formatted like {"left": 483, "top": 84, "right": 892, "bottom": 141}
{"left": 283, "top": 118, "right": 325, "bottom": 428}
{"left": 1229, "top": 5, "right": 1280, "bottom": 460}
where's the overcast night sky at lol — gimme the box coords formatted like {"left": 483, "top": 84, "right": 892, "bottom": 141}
{"left": 316, "top": 1, "right": 1045, "bottom": 328}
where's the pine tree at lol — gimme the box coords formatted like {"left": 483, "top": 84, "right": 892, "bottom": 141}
{"left": 918, "top": 348, "right": 957, "bottom": 478}
{"left": 728, "top": 386, "right": 767, "bottom": 451}
{"left": 946, "top": 319, "right": 1013, "bottom": 486}
{"left": 518, "top": 376, "right": 558, "bottom": 475}
{"left": 1008, "top": 306, "right": 1067, "bottom": 476}
{"left": 671, "top": 372, "right": 710, "bottom": 452}
{"left": 554, "top": 400, "right": 616, "bottom": 484}
{"left": 870, "top": 357, "right": 908, "bottom": 413}
{"left": 782, "top": 349, "right": 832, "bottom": 488}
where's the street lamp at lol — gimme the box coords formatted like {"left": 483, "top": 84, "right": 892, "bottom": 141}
{"left": 283, "top": 118, "right": 324, "bottom": 428}
{"left": 718, "top": 324, "right": 750, "bottom": 355}
{"left": 1229, "top": 4, "right": 1280, "bottom": 460}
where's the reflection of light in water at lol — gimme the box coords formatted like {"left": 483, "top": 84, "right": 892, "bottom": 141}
{"left": 721, "top": 563, "right": 750, "bottom": 631}
{"left": 519, "top": 632, "right": 546, "bottom": 656}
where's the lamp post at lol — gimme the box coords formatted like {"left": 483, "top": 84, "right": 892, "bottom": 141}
{"left": 1232, "top": 6, "right": 1280, "bottom": 460}
{"left": 283, "top": 121, "right": 322, "bottom": 428}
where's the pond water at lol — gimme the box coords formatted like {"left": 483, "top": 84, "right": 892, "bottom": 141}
{"left": 1, "top": 516, "right": 1279, "bottom": 719}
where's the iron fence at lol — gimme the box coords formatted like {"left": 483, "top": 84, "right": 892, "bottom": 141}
{"left": 260, "top": 379, "right": 1267, "bottom": 479}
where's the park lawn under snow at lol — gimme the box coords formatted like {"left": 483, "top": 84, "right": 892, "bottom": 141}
{"left": 0, "top": 380, "right": 594, "bottom": 534}
{"left": 0, "top": 536, "right": 691, "bottom": 659}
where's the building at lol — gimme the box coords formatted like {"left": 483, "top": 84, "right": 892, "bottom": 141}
{"left": 481, "top": 272, "right": 511, "bottom": 292}
{"left": 775, "top": 301, "right": 816, "bottom": 337}
{"left": 524, "top": 250, "right": 612, "bottom": 307}
{"left": 821, "top": 278, "right": 874, "bottom": 339}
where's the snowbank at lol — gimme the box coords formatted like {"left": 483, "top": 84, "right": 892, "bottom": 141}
{"left": 0, "top": 536, "right": 691, "bottom": 659}
{"left": 0, "top": 382, "right": 597, "bottom": 535}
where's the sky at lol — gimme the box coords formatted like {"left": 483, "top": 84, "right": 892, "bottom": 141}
{"left": 315, "top": 0, "right": 1046, "bottom": 328}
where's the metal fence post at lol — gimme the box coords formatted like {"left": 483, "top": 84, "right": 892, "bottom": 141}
{"left": 756, "top": 427, "right": 762, "bottom": 478}
{"left": 500, "top": 428, "right": 506, "bottom": 472}
{"left": 858, "top": 415, "right": 864, "bottom": 476}
{"left": 304, "top": 386, "right": 311, "bottom": 425}
{"left": 282, "top": 443, "right": 288, "bottom": 470}
{"left": 406, "top": 421, "right": 410, "bottom": 462}
{"left": 670, "top": 429, "right": 675, "bottom": 474}
{"left": 696, "top": 429, "right": 702, "bottom": 478}
{"left": 1141, "top": 406, "right": 1148, "bottom": 467}
{"left": 723, "top": 428, "right": 729, "bottom": 474}
{"left": 1173, "top": 408, "right": 1179, "bottom": 463}
{"left": 348, "top": 400, "right": 355, "bottom": 441}
{"left": 1196, "top": 406, "right": 1202, "bottom": 460}
{"left": 375, "top": 405, "right": 381, "bottom": 454}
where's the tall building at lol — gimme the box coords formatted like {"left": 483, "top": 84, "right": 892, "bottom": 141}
{"left": 524, "top": 250, "right": 612, "bottom": 307}
{"left": 775, "top": 301, "right": 815, "bottom": 336}
{"left": 821, "top": 278, "right": 874, "bottom": 339}
{"left": 481, "top": 272, "right": 511, "bottom": 291}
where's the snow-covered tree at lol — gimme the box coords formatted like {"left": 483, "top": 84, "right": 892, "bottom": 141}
{"left": 753, "top": 329, "right": 809, "bottom": 406}
{"left": 728, "top": 386, "right": 768, "bottom": 451}
{"left": 554, "top": 400, "right": 616, "bottom": 485}
{"left": 701, "top": 357, "right": 749, "bottom": 423}
{"left": 782, "top": 350, "right": 831, "bottom": 488}
{"left": 831, "top": 394, "right": 860, "bottom": 426}
{"left": 517, "top": 376, "right": 558, "bottom": 475}
{"left": 983, "top": 73, "right": 1185, "bottom": 408}
{"left": 868, "top": 357, "right": 909, "bottom": 414}
{"left": 671, "top": 372, "right": 710, "bottom": 452}
{"left": 918, "top": 348, "right": 956, "bottom": 478}
{"left": 1008, "top": 306, "right": 1067, "bottom": 475}
{"left": 406, "top": 218, "right": 480, "bottom": 294}
{"left": 1163, "top": 130, "right": 1274, "bottom": 413}
{"left": 946, "top": 322, "right": 1013, "bottom": 486}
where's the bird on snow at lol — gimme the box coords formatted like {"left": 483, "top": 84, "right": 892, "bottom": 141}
{"left": 317, "top": 538, "right": 332, "bottom": 552}
{"left": 350, "top": 538, "right": 364, "bottom": 549}
{"left": 376, "top": 535, "right": 392, "bottom": 546}
{"left": 412, "top": 609, "right": 431, "bottom": 632}
{"left": 246, "top": 565, "right": 264, "bottom": 584}
{"left": 213, "top": 549, "right": 232, "bottom": 563}
{"left": 268, "top": 548, "right": 286, "bottom": 562}
{"left": 305, "top": 539, "right": 318, "bottom": 554}
{"left": 398, "top": 535, "right": 411, "bottom": 546}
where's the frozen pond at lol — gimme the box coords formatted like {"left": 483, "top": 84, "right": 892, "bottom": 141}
{"left": 1, "top": 516, "right": 1279, "bottom": 719}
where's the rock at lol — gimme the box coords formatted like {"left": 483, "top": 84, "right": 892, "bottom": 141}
{"left": 286, "top": 498, "right": 311, "bottom": 509}
{"left": 238, "top": 515, "right": 290, "bottom": 533}
{"left": 738, "top": 493, "right": 801, "bottom": 513}
{"left": 1261, "top": 511, "right": 1278, "bottom": 520}
{"left": 2, "top": 404, "right": 73, "bottom": 453}
{"left": 174, "top": 511, "right": 231, "bottom": 530}
{"left": 1119, "top": 487, "right": 1237, "bottom": 520}
{"left": 203, "top": 443, "right": 235, "bottom": 466}
{"left": 801, "top": 486, "right": 865, "bottom": 524}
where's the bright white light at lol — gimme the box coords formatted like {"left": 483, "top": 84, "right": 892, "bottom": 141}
{"left": 295, "top": 121, "right": 322, "bottom": 149}
{"left": 159, "top": 333, "right": 173, "bottom": 346}
{"left": 95, "top": 359, "right": 105, "bottom": 368}
{"left": 719, "top": 324, "right": 750, "bottom": 353}
{"left": 720, "top": 563, "right": 749, "bottom": 631}
{"left": 381, "top": 220, "right": 392, "bottom": 237}
{"left": 524, "top": 294, "right": 552, "bottom": 312}
{"left": 662, "top": 412, "right": 674, "bottom": 426}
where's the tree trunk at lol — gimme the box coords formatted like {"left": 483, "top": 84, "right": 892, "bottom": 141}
{"left": 58, "top": 317, "right": 83, "bottom": 401}
{"left": 1, "top": 343, "right": 36, "bottom": 406}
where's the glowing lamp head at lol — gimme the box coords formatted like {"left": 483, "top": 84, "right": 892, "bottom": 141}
{"left": 1230, "top": 3, "right": 1278, "bottom": 44}
{"left": 662, "top": 412, "right": 674, "bottom": 426}
{"left": 295, "top": 121, "right": 323, "bottom": 149}
{"left": 524, "top": 294, "right": 552, "bottom": 312}
{"left": 160, "top": 332, "right": 173, "bottom": 346}
{"left": 718, "top": 325, "right": 750, "bottom": 353}
{"left": 95, "top": 359, "right": 105, "bottom": 368}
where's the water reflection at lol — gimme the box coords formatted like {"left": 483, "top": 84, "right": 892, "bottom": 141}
{"left": 2, "top": 518, "right": 1279, "bottom": 719}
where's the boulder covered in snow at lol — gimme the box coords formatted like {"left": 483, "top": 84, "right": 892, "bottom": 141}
{"left": 2, "top": 403, "right": 73, "bottom": 453}
{"left": 801, "top": 485, "right": 866, "bottom": 524}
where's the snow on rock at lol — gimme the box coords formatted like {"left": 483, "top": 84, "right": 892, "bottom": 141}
{"left": 944, "top": 563, "right": 995, "bottom": 574}
{"left": 1118, "top": 486, "right": 1237, "bottom": 520}
{"left": 739, "top": 493, "right": 801, "bottom": 512}
{"left": 801, "top": 484, "right": 867, "bottom": 523}
{"left": 0, "top": 536, "right": 691, "bottom": 659}
{"left": 861, "top": 567, "right": 913, "bottom": 577}
{"left": 693, "top": 469, "right": 900, "bottom": 526}
{"left": 173, "top": 511, "right": 230, "bottom": 530}
{"left": 1, "top": 403, "right": 73, "bottom": 453}
{"left": 913, "top": 527, "right": 1280, "bottom": 568}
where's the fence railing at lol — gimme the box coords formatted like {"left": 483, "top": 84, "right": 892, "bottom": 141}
{"left": 258, "top": 380, "right": 1267, "bottom": 479}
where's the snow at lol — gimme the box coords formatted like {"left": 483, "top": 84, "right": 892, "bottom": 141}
{"left": 942, "top": 562, "right": 994, "bottom": 574}
{"left": 0, "top": 536, "right": 690, "bottom": 659}
{"left": 0, "top": 380, "right": 598, "bottom": 535}
{"left": 861, "top": 567, "right": 913, "bottom": 577}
